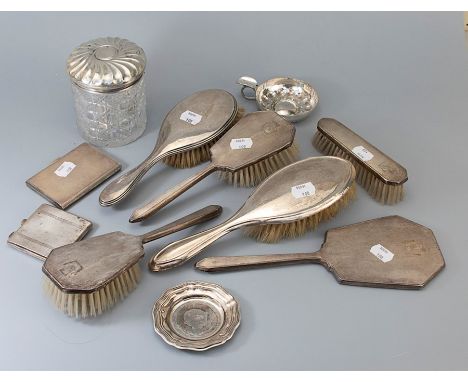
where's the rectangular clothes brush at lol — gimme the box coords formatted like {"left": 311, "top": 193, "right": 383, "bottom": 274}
{"left": 312, "top": 118, "right": 408, "bottom": 204}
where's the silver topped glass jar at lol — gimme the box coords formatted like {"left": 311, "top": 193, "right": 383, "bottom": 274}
{"left": 67, "top": 37, "right": 147, "bottom": 147}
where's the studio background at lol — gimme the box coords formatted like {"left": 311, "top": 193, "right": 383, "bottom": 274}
{"left": 0, "top": 12, "right": 466, "bottom": 370}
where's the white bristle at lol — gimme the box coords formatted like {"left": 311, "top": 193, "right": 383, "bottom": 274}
{"left": 163, "top": 108, "right": 245, "bottom": 169}
{"left": 43, "top": 263, "right": 141, "bottom": 319}
{"left": 243, "top": 183, "right": 356, "bottom": 243}
{"left": 162, "top": 143, "right": 212, "bottom": 168}
{"left": 312, "top": 131, "right": 404, "bottom": 204}
{"left": 218, "top": 142, "right": 299, "bottom": 187}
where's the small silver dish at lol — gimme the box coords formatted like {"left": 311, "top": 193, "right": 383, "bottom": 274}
{"left": 237, "top": 76, "right": 319, "bottom": 122}
{"left": 152, "top": 281, "right": 240, "bottom": 351}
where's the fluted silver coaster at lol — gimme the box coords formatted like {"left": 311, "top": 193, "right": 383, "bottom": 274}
{"left": 152, "top": 281, "right": 240, "bottom": 351}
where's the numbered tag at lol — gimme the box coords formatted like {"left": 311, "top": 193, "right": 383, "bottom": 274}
{"left": 230, "top": 138, "right": 253, "bottom": 150}
{"left": 180, "top": 110, "right": 202, "bottom": 125}
{"left": 54, "top": 162, "right": 76, "bottom": 178}
{"left": 352, "top": 145, "right": 374, "bottom": 161}
{"left": 291, "top": 182, "right": 316, "bottom": 199}
{"left": 370, "top": 244, "right": 394, "bottom": 263}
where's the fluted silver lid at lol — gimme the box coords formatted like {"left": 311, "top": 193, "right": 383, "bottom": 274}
{"left": 67, "top": 37, "right": 146, "bottom": 93}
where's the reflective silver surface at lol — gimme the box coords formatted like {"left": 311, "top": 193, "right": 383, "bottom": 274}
{"left": 67, "top": 37, "right": 146, "bottom": 93}
{"left": 153, "top": 281, "right": 240, "bottom": 351}
{"left": 196, "top": 216, "right": 445, "bottom": 290}
{"left": 99, "top": 89, "right": 238, "bottom": 205}
{"left": 67, "top": 37, "right": 147, "bottom": 147}
{"left": 237, "top": 76, "right": 319, "bottom": 122}
{"left": 149, "top": 156, "right": 355, "bottom": 271}
{"left": 129, "top": 111, "right": 296, "bottom": 222}
{"left": 7, "top": 204, "right": 92, "bottom": 261}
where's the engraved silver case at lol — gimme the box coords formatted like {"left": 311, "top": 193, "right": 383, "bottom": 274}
{"left": 7, "top": 204, "right": 92, "bottom": 260}
{"left": 67, "top": 37, "right": 147, "bottom": 147}
{"left": 152, "top": 281, "right": 240, "bottom": 351}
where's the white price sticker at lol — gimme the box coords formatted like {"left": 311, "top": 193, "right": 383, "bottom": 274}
{"left": 370, "top": 244, "right": 394, "bottom": 263}
{"left": 180, "top": 110, "right": 203, "bottom": 125}
{"left": 230, "top": 138, "right": 253, "bottom": 150}
{"left": 291, "top": 182, "right": 316, "bottom": 199}
{"left": 54, "top": 161, "right": 76, "bottom": 178}
{"left": 352, "top": 145, "right": 374, "bottom": 161}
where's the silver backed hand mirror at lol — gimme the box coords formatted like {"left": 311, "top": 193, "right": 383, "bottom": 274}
{"left": 237, "top": 76, "right": 318, "bottom": 122}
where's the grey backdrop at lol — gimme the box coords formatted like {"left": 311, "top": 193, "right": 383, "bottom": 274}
{"left": 0, "top": 12, "right": 467, "bottom": 370}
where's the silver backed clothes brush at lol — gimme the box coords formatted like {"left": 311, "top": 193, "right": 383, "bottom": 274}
{"left": 41, "top": 205, "right": 222, "bottom": 318}
{"left": 99, "top": 89, "right": 243, "bottom": 206}
{"left": 148, "top": 156, "right": 356, "bottom": 272}
{"left": 129, "top": 111, "right": 298, "bottom": 223}
{"left": 312, "top": 118, "right": 408, "bottom": 204}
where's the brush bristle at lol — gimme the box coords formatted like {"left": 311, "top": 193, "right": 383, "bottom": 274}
{"left": 163, "top": 107, "right": 245, "bottom": 169}
{"left": 312, "top": 131, "right": 404, "bottom": 204}
{"left": 43, "top": 263, "right": 141, "bottom": 319}
{"left": 243, "top": 183, "right": 357, "bottom": 243}
{"left": 218, "top": 142, "right": 299, "bottom": 187}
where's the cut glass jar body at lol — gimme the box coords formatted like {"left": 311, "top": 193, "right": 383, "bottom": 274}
{"left": 67, "top": 37, "right": 147, "bottom": 147}
{"left": 71, "top": 76, "right": 147, "bottom": 147}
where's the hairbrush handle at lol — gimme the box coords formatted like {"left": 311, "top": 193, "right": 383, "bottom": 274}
{"left": 195, "top": 252, "right": 323, "bottom": 272}
{"left": 148, "top": 216, "right": 245, "bottom": 272}
{"left": 129, "top": 165, "right": 216, "bottom": 222}
{"left": 99, "top": 150, "right": 167, "bottom": 206}
{"left": 140, "top": 205, "right": 223, "bottom": 244}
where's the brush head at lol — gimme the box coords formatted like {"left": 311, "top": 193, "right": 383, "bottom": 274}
{"left": 313, "top": 118, "right": 407, "bottom": 205}
{"left": 313, "top": 131, "right": 403, "bottom": 204}
{"left": 243, "top": 182, "right": 356, "bottom": 242}
{"left": 42, "top": 231, "right": 146, "bottom": 318}
{"left": 162, "top": 107, "right": 245, "bottom": 169}
{"left": 218, "top": 141, "right": 299, "bottom": 187}
{"left": 209, "top": 111, "right": 297, "bottom": 186}
{"left": 43, "top": 263, "right": 141, "bottom": 318}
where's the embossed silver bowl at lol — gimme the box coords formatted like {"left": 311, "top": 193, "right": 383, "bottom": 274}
{"left": 152, "top": 281, "right": 240, "bottom": 351}
{"left": 237, "top": 76, "right": 319, "bottom": 122}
